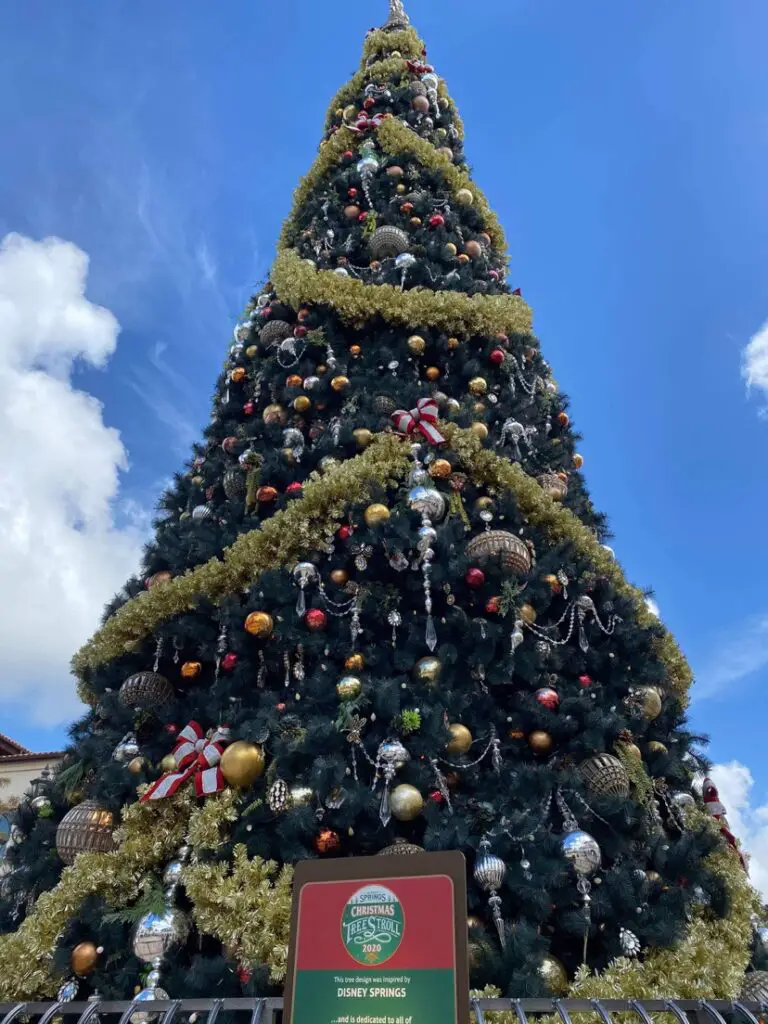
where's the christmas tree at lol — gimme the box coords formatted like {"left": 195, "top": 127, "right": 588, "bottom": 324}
{"left": 0, "top": 0, "right": 761, "bottom": 1005}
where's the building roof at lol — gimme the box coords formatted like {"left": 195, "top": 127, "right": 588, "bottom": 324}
{"left": 0, "top": 734, "right": 63, "bottom": 763}
{"left": 0, "top": 733, "right": 30, "bottom": 756}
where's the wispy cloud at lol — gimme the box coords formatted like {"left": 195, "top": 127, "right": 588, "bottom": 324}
{"left": 694, "top": 611, "right": 768, "bottom": 699}
{"left": 742, "top": 319, "right": 768, "bottom": 417}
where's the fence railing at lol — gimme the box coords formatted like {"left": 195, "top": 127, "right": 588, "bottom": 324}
{"left": 0, "top": 998, "right": 765, "bottom": 1024}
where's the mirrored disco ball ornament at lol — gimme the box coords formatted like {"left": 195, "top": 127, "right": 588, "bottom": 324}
{"left": 133, "top": 908, "right": 190, "bottom": 963}
{"left": 130, "top": 987, "right": 170, "bottom": 1024}
{"left": 369, "top": 226, "right": 410, "bottom": 260}
{"left": 561, "top": 829, "right": 601, "bottom": 876}
{"left": 408, "top": 486, "right": 446, "bottom": 522}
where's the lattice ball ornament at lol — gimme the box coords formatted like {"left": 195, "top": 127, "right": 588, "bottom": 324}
{"left": 377, "top": 838, "right": 425, "bottom": 856}
{"left": 119, "top": 671, "right": 175, "bottom": 713}
{"left": 259, "top": 320, "right": 293, "bottom": 347}
{"left": 577, "top": 753, "right": 631, "bottom": 798}
{"left": 740, "top": 971, "right": 768, "bottom": 1004}
{"left": 222, "top": 468, "right": 245, "bottom": 500}
{"left": 369, "top": 225, "right": 411, "bottom": 260}
{"left": 465, "top": 530, "right": 533, "bottom": 576}
{"left": 56, "top": 800, "right": 116, "bottom": 865}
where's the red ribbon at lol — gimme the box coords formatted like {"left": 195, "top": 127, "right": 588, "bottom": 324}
{"left": 391, "top": 397, "right": 445, "bottom": 445}
{"left": 140, "top": 721, "right": 230, "bottom": 803}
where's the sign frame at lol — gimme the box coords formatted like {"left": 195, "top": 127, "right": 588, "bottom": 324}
{"left": 284, "top": 851, "right": 469, "bottom": 1024}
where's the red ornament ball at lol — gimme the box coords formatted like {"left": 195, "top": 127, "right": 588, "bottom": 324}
{"left": 243, "top": 400, "right": 255, "bottom": 416}
{"left": 578, "top": 674, "right": 593, "bottom": 688}
{"left": 222, "top": 436, "right": 238, "bottom": 453}
{"left": 428, "top": 214, "right": 445, "bottom": 229}
{"left": 286, "top": 481, "right": 303, "bottom": 495}
{"left": 276, "top": 702, "right": 286, "bottom": 712}
{"left": 342, "top": 150, "right": 354, "bottom": 160}
{"left": 165, "top": 723, "right": 179, "bottom": 736}
{"left": 237, "top": 965, "right": 252, "bottom": 984}
{"left": 221, "top": 653, "right": 238, "bottom": 672}
{"left": 485, "top": 596, "right": 501, "bottom": 614}
{"left": 294, "top": 325, "right": 308, "bottom": 338}
{"left": 337, "top": 525, "right": 352, "bottom": 541}
{"left": 429, "top": 790, "right": 444, "bottom": 804}
{"left": 348, "top": 188, "right": 358, "bottom": 199}
{"left": 465, "top": 568, "right": 485, "bottom": 588}
{"left": 314, "top": 828, "right": 341, "bottom": 854}
{"left": 534, "top": 687, "right": 560, "bottom": 710}
{"left": 363, "top": 97, "right": 375, "bottom": 110}
{"left": 489, "top": 348, "right": 506, "bottom": 366}
{"left": 305, "top": 608, "right": 328, "bottom": 631}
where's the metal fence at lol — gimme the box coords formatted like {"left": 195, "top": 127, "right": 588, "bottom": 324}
{"left": 0, "top": 998, "right": 766, "bottom": 1024}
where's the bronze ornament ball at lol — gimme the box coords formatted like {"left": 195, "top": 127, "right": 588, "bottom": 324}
{"left": 293, "top": 395, "right": 311, "bottom": 413}
{"left": 519, "top": 603, "right": 537, "bottom": 624}
{"left": 429, "top": 459, "right": 452, "bottom": 479}
{"left": 56, "top": 800, "right": 116, "bottom": 865}
{"left": 262, "top": 403, "right": 286, "bottom": 425}
{"left": 180, "top": 661, "right": 201, "bottom": 680}
{"left": 425, "top": 366, "right": 441, "bottom": 381}
{"left": 71, "top": 941, "right": 100, "bottom": 976}
{"left": 344, "top": 204, "right": 361, "bottom": 220}
{"left": 244, "top": 611, "right": 274, "bottom": 638}
{"left": 345, "top": 652, "right": 365, "bottom": 672}
{"left": 413, "top": 656, "right": 442, "bottom": 685}
{"left": 389, "top": 784, "right": 424, "bottom": 821}
{"left": 364, "top": 503, "right": 391, "bottom": 526}
{"left": 314, "top": 828, "right": 341, "bottom": 855}
{"left": 407, "top": 334, "right": 426, "bottom": 355}
{"left": 331, "top": 375, "right": 350, "bottom": 392}
{"left": 528, "top": 730, "right": 553, "bottom": 755}
{"left": 220, "top": 741, "right": 265, "bottom": 787}
{"left": 464, "top": 240, "right": 483, "bottom": 259}
{"left": 446, "top": 723, "right": 473, "bottom": 755}
{"left": 330, "top": 568, "right": 350, "bottom": 586}
{"left": 538, "top": 954, "right": 568, "bottom": 996}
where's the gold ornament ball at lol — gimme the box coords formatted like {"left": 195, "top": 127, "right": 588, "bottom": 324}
{"left": 429, "top": 459, "right": 452, "bottom": 479}
{"left": 543, "top": 573, "right": 561, "bottom": 591}
{"left": 283, "top": 448, "right": 297, "bottom": 465}
{"left": 647, "top": 740, "right": 668, "bottom": 755}
{"left": 439, "top": 96, "right": 450, "bottom": 110}
{"left": 443, "top": 242, "right": 458, "bottom": 258}
{"left": 263, "top": 403, "right": 286, "bottom": 425}
{"left": 349, "top": 343, "right": 362, "bottom": 357}
{"left": 639, "top": 686, "right": 663, "bottom": 720}
{"left": 220, "top": 741, "right": 265, "bottom": 787}
{"left": 407, "top": 334, "right": 426, "bottom": 355}
{"left": 353, "top": 428, "right": 373, "bottom": 448}
{"left": 345, "top": 652, "right": 365, "bottom": 672}
{"left": 467, "top": 915, "right": 483, "bottom": 930}
{"left": 390, "top": 784, "right": 424, "bottom": 821}
{"left": 519, "top": 602, "right": 537, "bottom": 624}
{"left": 456, "top": 188, "right": 474, "bottom": 206}
{"left": 160, "top": 754, "right": 178, "bottom": 773}
{"left": 472, "top": 401, "right": 486, "bottom": 415}
{"left": 364, "top": 503, "right": 390, "bottom": 526}
{"left": 181, "top": 660, "right": 201, "bottom": 679}
{"left": 336, "top": 675, "right": 362, "bottom": 701}
{"left": 447, "top": 336, "right": 460, "bottom": 350}
{"left": 424, "top": 366, "right": 440, "bottom": 381}
{"left": 573, "top": 453, "right": 584, "bottom": 469}
{"left": 445, "top": 398, "right": 461, "bottom": 415}
{"left": 246, "top": 344, "right": 258, "bottom": 358}
{"left": 528, "top": 730, "right": 553, "bottom": 754}
{"left": 330, "top": 568, "right": 349, "bottom": 586}
{"left": 294, "top": 395, "right": 311, "bottom": 413}
{"left": 446, "top": 723, "right": 473, "bottom": 755}
{"left": 396, "top": 183, "right": 406, "bottom": 194}
{"left": 410, "top": 216, "right": 422, "bottom": 227}
{"left": 468, "top": 376, "right": 488, "bottom": 396}
{"left": 331, "top": 375, "right": 350, "bottom": 392}
{"left": 230, "top": 367, "right": 246, "bottom": 383}
{"left": 343, "top": 103, "right": 357, "bottom": 121}
{"left": 244, "top": 611, "right": 274, "bottom": 638}
{"left": 538, "top": 954, "right": 568, "bottom": 996}
{"left": 414, "top": 655, "right": 442, "bottom": 685}
{"left": 469, "top": 422, "right": 489, "bottom": 440}
{"left": 474, "top": 495, "right": 495, "bottom": 512}
{"left": 127, "top": 757, "right": 146, "bottom": 775}
{"left": 625, "top": 742, "right": 642, "bottom": 760}
{"left": 645, "top": 870, "right": 662, "bottom": 884}
{"left": 71, "top": 941, "right": 100, "bottom": 977}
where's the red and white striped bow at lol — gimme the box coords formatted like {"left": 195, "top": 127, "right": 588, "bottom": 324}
{"left": 351, "top": 112, "right": 389, "bottom": 133}
{"left": 392, "top": 397, "right": 445, "bottom": 445}
{"left": 140, "top": 721, "right": 231, "bottom": 803}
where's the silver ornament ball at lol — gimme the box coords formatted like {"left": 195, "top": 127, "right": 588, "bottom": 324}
{"left": 133, "top": 907, "right": 189, "bottom": 963}
{"left": 408, "top": 486, "right": 446, "bottom": 522}
{"left": 561, "top": 830, "right": 601, "bottom": 877}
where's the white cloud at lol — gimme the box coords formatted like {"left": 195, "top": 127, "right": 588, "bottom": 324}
{"left": 709, "top": 762, "right": 768, "bottom": 898}
{"left": 694, "top": 612, "right": 768, "bottom": 699}
{"left": 0, "top": 233, "right": 144, "bottom": 727}
{"left": 742, "top": 320, "right": 768, "bottom": 415}
{"left": 645, "top": 598, "right": 660, "bottom": 617}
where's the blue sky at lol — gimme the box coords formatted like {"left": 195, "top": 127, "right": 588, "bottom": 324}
{"left": 2, "top": 0, "right": 768, "bottom": 879}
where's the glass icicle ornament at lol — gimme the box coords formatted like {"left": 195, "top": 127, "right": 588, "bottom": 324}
{"left": 373, "top": 739, "right": 410, "bottom": 826}
{"left": 293, "top": 562, "right": 317, "bottom": 616}
{"left": 473, "top": 838, "right": 507, "bottom": 949}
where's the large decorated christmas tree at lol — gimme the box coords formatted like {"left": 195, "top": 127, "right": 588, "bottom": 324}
{"left": 0, "top": 0, "right": 763, "bottom": 1006}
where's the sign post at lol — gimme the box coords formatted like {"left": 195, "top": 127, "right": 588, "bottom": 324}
{"left": 284, "top": 851, "right": 469, "bottom": 1024}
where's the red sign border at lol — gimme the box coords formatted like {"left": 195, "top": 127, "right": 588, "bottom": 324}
{"left": 284, "top": 851, "right": 469, "bottom": 1024}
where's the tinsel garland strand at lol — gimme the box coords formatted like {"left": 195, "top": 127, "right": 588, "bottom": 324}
{"left": 72, "top": 429, "right": 691, "bottom": 703}
{"left": 271, "top": 248, "right": 527, "bottom": 334}
{"left": 362, "top": 27, "right": 423, "bottom": 64}
{"left": 71, "top": 434, "right": 412, "bottom": 691}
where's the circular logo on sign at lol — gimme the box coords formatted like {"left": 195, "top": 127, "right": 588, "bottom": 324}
{"left": 341, "top": 884, "right": 405, "bottom": 965}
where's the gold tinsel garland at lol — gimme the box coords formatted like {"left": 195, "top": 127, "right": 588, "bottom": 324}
{"left": 71, "top": 434, "right": 412, "bottom": 689}
{"left": 271, "top": 248, "right": 529, "bottom": 335}
{"left": 362, "top": 27, "right": 424, "bottom": 64}
{"left": 375, "top": 116, "right": 504, "bottom": 252}
{"left": 183, "top": 846, "right": 293, "bottom": 983}
{"left": 0, "top": 793, "right": 194, "bottom": 998}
